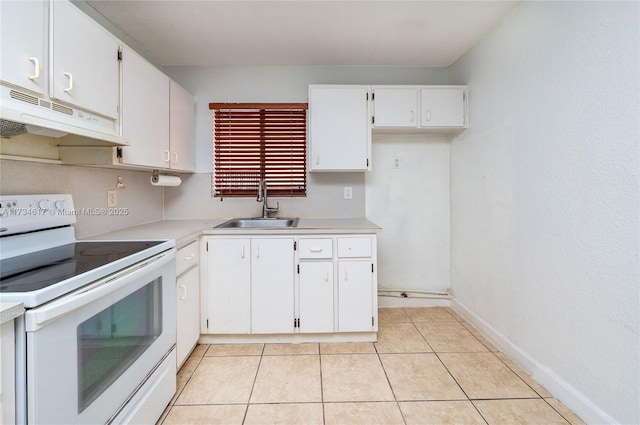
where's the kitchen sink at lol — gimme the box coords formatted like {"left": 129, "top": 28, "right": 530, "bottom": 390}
{"left": 215, "top": 217, "right": 299, "bottom": 229}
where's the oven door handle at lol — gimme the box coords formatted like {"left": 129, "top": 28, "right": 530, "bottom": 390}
{"left": 27, "top": 251, "right": 175, "bottom": 330}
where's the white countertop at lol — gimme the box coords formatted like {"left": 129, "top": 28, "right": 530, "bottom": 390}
{"left": 88, "top": 218, "right": 381, "bottom": 247}
{"left": 1, "top": 302, "right": 25, "bottom": 324}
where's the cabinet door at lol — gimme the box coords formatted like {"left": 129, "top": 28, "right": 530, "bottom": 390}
{"left": 308, "top": 85, "right": 371, "bottom": 171}
{"left": 176, "top": 266, "right": 200, "bottom": 367}
{"left": 338, "top": 261, "right": 373, "bottom": 332}
{"left": 373, "top": 87, "right": 419, "bottom": 128}
{"left": 251, "top": 238, "right": 295, "bottom": 334}
{"left": 51, "top": 0, "right": 120, "bottom": 118}
{"left": 299, "top": 262, "right": 334, "bottom": 333}
{"left": 0, "top": 0, "right": 46, "bottom": 95}
{"left": 420, "top": 87, "right": 465, "bottom": 128}
{"left": 205, "top": 238, "right": 251, "bottom": 334}
{"left": 169, "top": 80, "right": 195, "bottom": 171}
{"left": 121, "top": 46, "right": 170, "bottom": 168}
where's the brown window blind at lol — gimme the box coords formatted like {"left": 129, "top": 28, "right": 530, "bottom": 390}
{"left": 209, "top": 103, "right": 308, "bottom": 198}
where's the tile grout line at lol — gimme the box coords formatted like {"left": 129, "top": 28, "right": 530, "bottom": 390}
{"left": 540, "top": 398, "right": 574, "bottom": 425}
{"left": 160, "top": 345, "right": 209, "bottom": 424}
{"left": 412, "top": 317, "right": 492, "bottom": 425}
{"left": 240, "top": 343, "right": 266, "bottom": 425}
{"left": 374, "top": 339, "right": 408, "bottom": 425}
{"left": 318, "top": 344, "right": 326, "bottom": 425}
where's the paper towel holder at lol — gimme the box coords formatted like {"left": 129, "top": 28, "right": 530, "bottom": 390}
{"left": 151, "top": 170, "right": 182, "bottom": 186}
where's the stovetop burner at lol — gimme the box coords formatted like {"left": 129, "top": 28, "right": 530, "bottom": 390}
{"left": 0, "top": 241, "right": 164, "bottom": 293}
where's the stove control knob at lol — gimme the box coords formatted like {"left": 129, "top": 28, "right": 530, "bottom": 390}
{"left": 38, "top": 199, "right": 50, "bottom": 210}
{"left": 54, "top": 200, "right": 65, "bottom": 210}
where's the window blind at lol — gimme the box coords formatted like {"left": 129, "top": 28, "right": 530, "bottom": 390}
{"left": 210, "top": 103, "right": 308, "bottom": 198}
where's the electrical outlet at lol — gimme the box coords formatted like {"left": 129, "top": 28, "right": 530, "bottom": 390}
{"left": 344, "top": 187, "right": 353, "bottom": 199}
{"left": 393, "top": 158, "right": 401, "bottom": 169}
{"left": 107, "top": 190, "right": 117, "bottom": 207}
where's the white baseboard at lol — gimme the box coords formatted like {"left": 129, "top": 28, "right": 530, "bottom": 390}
{"left": 451, "top": 298, "right": 619, "bottom": 425}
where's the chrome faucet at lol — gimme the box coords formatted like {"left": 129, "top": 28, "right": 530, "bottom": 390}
{"left": 256, "top": 179, "right": 279, "bottom": 218}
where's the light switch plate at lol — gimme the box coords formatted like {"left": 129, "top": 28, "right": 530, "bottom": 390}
{"left": 107, "top": 190, "right": 117, "bottom": 207}
{"left": 344, "top": 187, "right": 353, "bottom": 199}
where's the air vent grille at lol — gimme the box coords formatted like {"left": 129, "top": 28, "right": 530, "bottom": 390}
{"left": 52, "top": 103, "right": 73, "bottom": 115}
{"left": 10, "top": 90, "right": 38, "bottom": 105}
{"left": 9, "top": 89, "right": 74, "bottom": 116}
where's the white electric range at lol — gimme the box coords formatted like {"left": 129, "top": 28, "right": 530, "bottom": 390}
{"left": 0, "top": 194, "right": 176, "bottom": 424}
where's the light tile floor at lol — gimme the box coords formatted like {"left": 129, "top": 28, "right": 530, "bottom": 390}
{"left": 158, "top": 307, "right": 585, "bottom": 425}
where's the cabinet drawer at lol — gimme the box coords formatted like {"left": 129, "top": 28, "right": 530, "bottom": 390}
{"left": 337, "top": 237, "right": 372, "bottom": 258}
{"left": 298, "top": 239, "right": 333, "bottom": 259}
{"left": 176, "top": 240, "right": 199, "bottom": 276}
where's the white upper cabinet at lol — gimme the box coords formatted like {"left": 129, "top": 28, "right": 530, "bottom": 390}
{"left": 420, "top": 87, "right": 466, "bottom": 128}
{"left": 308, "top": 85, "right": 371, "bottom": 172}
{"left": 372, "top": 87, "right": 419, "bottom": 128}
{"left": 169, "top": 80, "right": 196, "bottom": 171}
{"left": 66, "top": 46, "right": 196, "bottom": 171}
{"left": 120, "top": 46, "right": 170, "bottom": 168}
{"left": 0, "top": 0, "right": 46, "bottom": 95}
{"left": 50, "top": 0, "right": 120, "bottom": 119}
{"left": 370, "top": 85, "right": 467, "bottom": 132}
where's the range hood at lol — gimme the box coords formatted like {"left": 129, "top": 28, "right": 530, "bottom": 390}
{"left": 0, "top": 120, "right": 68, "bottom": 138}
{"left": 0, "top": 85, "right": 129, "bottom": 147}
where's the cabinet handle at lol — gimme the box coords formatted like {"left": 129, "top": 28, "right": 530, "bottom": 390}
{"left": 409, "top": 110, "right": 415, "bottom": 122}
{"left": 179, "top": 284, "right": 187, "bottom": 300}
{"left": 28, "top": 57, "right": 40, "bottom": 81}
{"left": 164, "top": 150, "right": 170, "bottom": 163}
{"left": 325, "top": 268, "right": 329, "bottom": 282}
{"left": 63, "top": 72, "right": 73, "bottom": 92}
{"left": 309, "top": 247, "right": 323, "bottom": 253}
{"left": 256, "top": 244, "right": 260, "bottom": 259}
{"left": 183, "top": 253, "right": 195, "bottom": 261}
{"left": 425, "top": 111, "right": 431, "bottom": 122}
{"left": 241, "top": 245, "right": 245, "bottom": 259}
{"left": 172, "top": 152, "right": 178, "bottom": 164}
{"left": 344, "top": 266, "right": 348, "bottom": 281}
{"left": 316, "top": 155, "right": 320, "bottom": 166}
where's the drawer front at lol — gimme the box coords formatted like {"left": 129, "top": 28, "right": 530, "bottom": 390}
{"left": 337, "top": 237, "right": 372, "bottom": 258}
{"left": 298, "top": 238, "right": 333, "bottom": 259}
{"left": 176, "top": 240, "right": 199, "bottom": 276}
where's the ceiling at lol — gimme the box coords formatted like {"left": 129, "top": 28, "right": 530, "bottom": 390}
{"left": 85, "top": 0, "right": 521, "bottom": 68}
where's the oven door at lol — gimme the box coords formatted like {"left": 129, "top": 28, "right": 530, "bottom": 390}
{"left": 24, "top": 249, "right": 176, "bottom": 425}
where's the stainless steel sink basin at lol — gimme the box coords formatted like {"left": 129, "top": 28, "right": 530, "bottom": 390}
{"left": 215, "top": 217, "right": 299, "bottom": 229}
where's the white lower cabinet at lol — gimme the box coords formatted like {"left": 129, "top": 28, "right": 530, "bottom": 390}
{"left": 250, "top": 238, "right": 295, "bottom": 334}
{"left": 203, "top": 237, "right": 295, "bottom": 335}
{"left": 176, "top": 267, "right": 199, "bottom": 367}
{"left": 298, "top": 261, "right": 334, "bottom": 333}
{"left": 204, "top": 238, "right": 251, "bottom": 334}
{"left": 202, "top": 233, "right": 377, "bottom": 340}
{"left": 176, "top": 240, "right": 200, "bottom": 368}
{"left": 338, "top": 261, "right": 374, "bottom": 332}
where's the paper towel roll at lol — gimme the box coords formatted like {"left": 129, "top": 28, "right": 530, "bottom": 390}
{"left": 150, "top": 175, "right": 182, "bottom": 187}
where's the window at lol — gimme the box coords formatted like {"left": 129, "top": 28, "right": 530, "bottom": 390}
{"left": 209, "top": 102, "right": 308, "bottom": 198}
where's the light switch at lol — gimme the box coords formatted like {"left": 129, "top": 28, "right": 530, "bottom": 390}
{"left": 344, "top": 187, "right": 353, "bottom": 199}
